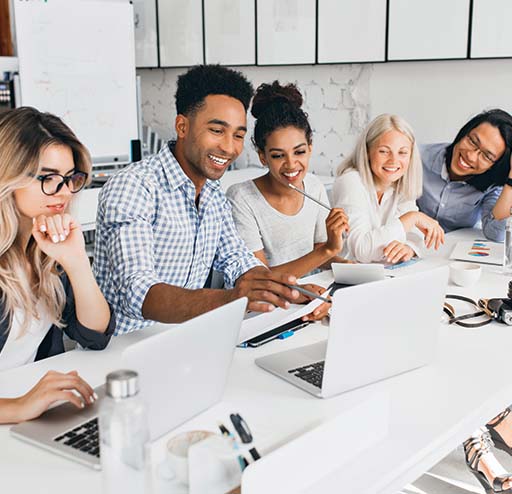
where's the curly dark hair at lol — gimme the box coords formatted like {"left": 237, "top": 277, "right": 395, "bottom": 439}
{"left": 446, "top": 109, "right": 512, "bottom": 191}
{"left": 175, "top": 65, "right": 254, "bottom": 116}
{"left": 251, "top": 81, "right": 312, "bottom": 152}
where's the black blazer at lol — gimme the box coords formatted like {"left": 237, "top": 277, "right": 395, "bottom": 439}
{"left": 0, "top": 272, "right": 115, "bottom": 361}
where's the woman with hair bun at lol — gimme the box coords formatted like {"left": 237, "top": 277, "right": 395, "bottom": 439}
{"left": 227, "top": 81, "right": 349, "bottom": 319}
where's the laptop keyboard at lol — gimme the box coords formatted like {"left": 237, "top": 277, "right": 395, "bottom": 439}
{"left": 288, "top": 361, "right": 325, "bottom": 388}
{"left": 54, "top": 417, "right": 100, "bottom": 458}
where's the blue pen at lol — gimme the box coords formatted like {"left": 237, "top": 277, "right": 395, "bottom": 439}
{"left": 278, "top": 330, "right": 294, "bottom": 340}
{"left": 218, "top": 423, "right": 247, "bottom": 471}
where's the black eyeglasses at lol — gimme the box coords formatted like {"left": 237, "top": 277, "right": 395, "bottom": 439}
{"left": 34, "top": 171, "right": 88, "bottom": 196}
{"left": 462, "top": 134, "right": 497, "bottom": 167}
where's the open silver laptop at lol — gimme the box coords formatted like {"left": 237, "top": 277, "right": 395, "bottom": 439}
{"left": 256, "top": 267, "right": 448, "bottom": 398}
{"left": 10, "top": 297, "right": 247, "bottom": 469}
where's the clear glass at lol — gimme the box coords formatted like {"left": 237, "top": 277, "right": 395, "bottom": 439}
{"left": 99, "top": 393, "right": 149, "bottom": 494}
{"left": 503, "top": 218, "right": 512, "bottom": 274}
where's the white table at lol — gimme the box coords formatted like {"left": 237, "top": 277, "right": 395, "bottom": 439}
{"left": 1, "top": 229, "right": 510, "bottom": 494}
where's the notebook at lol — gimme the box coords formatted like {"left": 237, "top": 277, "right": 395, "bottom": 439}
{"left": 450, "top": 239, "right": 503, "bottom": 266}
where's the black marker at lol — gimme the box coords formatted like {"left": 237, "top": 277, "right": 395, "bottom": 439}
{"left": 230, "top": 413, "right": 261, "bottom": 461}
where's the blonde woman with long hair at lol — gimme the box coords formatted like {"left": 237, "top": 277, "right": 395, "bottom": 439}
{"left": 332, "top": 113, "right": 444, "bottom": 264}
{"left": 0, "top": 107, "right": 114, "bottom": 424}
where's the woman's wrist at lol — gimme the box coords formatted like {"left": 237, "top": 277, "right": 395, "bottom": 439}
{"left": 399, "top": 211, "right": 417, "bottom": 232}
{"left": 0, "top": 397, "right": 22, "bottom": 424}
{"left": 59, "top": 251, "right": 91, "bottom": 275}
{"left": 319, "top": 243, "right": 338, "bottom": 259}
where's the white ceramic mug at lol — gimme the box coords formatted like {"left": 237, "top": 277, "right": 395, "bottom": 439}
{"left": 166, "top": 430, "right": 214, "bottom": 485}
{"left": 449, "top": 262, "right": 482, "bottom": 287}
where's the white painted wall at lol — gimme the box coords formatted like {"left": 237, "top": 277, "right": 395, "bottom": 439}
{"left": 138, "top": 57, "right": 512, "bottom": 176}
{"left": 370, "top": 59, "right": 512, "bottom": 144}
{"left": 138, "top": 64, "right": 371, "bottom": 176}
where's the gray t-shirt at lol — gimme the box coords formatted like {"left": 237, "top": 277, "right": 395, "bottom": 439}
{"left": 227, "top": 173, "right": 329, "bottom": 267}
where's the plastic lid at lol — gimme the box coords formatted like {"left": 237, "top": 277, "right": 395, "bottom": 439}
{"left": 106, "top": 369, "right": 139, "bottom": 399}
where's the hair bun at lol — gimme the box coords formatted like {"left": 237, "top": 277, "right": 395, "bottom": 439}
{"left": 251, "top": 81, "right": 303, "bottom": 119}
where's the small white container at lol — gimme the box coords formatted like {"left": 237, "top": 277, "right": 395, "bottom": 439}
{"left": 449, "top": 262, "right": 482, "bottom": 287}
{"left": 166, "top": 430, "right": 214, "bottom": 485}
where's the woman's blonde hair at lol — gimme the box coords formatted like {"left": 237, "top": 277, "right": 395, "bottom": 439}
{"left": 336, "top": 114, "right": 422, "bottom": 201}
{"left": 0, "top": 107, "right": 91, "bottom": 334}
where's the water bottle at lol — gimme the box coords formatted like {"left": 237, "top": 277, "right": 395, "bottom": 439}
{"left": 504, "top": 210, "right": 512, "bottom": 273}
{"left": 99, "top": 370, "right": 149, "bottom": 494}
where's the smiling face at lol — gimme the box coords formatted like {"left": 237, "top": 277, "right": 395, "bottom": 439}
{"left": 368, "top": 129, "right": 412, "bottom": 190}
{"left": 258, "top": 126, "right": 312, "bottom": 189}
{"left": 13, "top": 143, "right": 75, "bottom": 221}
{"left": 176, "top": 94, "right": 247, "bottom": 185}
{"left": 450, "top": 122, "right": 506, "bottom": 180}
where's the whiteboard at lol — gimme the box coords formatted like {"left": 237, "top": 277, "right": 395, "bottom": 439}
{"left": 471, "top": 0, "right": 512, "bottom": 58}
{"left": 15, "top": 0, "right": 138, "bottom": 163}
{"left": 388, "top": 0, "right": 470, "bottom": 61}
{"left": 257, "top": 0, "right": 316, "bottom": 65}
{"left": 158, "top": 0, "right": 203, "bottom": 67}
{"left": 205, "top": 0, "right": 255, "bottom": 65}
{"left": 133, "top": 0, "right": 158, "bottom": 67}
{"left": 318, "top": 0, "right": 386, "bottom": 63}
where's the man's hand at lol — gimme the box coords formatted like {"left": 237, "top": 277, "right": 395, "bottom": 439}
{"left": 297, "top": 283, "right": 331, "bottom": 321}
{"left": 233, "top": 267, "right": 300, "bottom": 312}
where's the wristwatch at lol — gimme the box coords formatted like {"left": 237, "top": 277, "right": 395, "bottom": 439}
{"left": 506, "top": 178, "right": 512, "bottom": 188}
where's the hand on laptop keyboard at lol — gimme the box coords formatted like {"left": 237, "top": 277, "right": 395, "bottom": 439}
{"left": 3, "top": 370, "right": 96, "bottom": 424}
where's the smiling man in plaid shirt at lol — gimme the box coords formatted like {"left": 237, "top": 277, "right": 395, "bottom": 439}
{"left": 93, "top": 65, "right": 303, "bottom": 334}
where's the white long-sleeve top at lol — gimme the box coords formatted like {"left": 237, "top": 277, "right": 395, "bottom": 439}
{"left": 332, "top": 170, "right": 424, "bottom": 263}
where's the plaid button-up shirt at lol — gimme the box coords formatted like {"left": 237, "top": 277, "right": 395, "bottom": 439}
{"left": 93, "top": 142, "right": 261, "bottom": 335}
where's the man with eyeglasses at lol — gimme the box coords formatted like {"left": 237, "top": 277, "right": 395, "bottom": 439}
{"left": 418, "top": 109, "right": 512, "bottom": 242}
{"left": 93, "top": 65, "right": 312, "bottom": 335}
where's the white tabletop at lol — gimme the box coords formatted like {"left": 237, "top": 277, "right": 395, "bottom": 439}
{"left": 1, "top": 229, "right": 510, "bottom": 494}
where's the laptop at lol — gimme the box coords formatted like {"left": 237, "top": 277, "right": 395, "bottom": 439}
{"left": 256, "top": 267, "right": 448, "bottom": 398}
{"left": 10, "top": 297, "right": 247, "bottom": 469}
{"left": 331, "top": 262, "right": 386, "bottom": 285}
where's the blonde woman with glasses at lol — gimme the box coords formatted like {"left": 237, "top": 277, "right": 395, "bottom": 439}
{"left": 332, "top": 113, "right": 444, "bottom": 264}
{"left": 0, "top": 107, "right": 114, "bottom": 424}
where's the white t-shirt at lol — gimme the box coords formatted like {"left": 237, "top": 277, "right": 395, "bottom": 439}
{"left": 227, "top": 173, "right": 329, "bottom": 267}
{"left": 332, "top": 170, "right": 423, "bottom": 263}
{"left": 0, "top": 305, "right": 52, "bottom": 371}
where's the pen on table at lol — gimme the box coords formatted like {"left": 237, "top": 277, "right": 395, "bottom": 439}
{"left": 285, "top": 284, "right": 331, "bottom": 304}
{"left": 230, "top": 413, "right": 261, "bottom": 461}
{"left": 218, "top": 423, "right": 248, "bottom": 470}
{"left": 288, "top": 183, "right": 331, "bottom": 211}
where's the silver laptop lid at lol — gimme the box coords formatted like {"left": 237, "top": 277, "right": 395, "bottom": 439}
{"left": 322, "top": 267, "right": 448, "bottom": 398}
{"left": 331, "top": 262, "right": 386, "bottom": 285}
{"left": 122, "top": 296, "right": 247, "bottom": 441}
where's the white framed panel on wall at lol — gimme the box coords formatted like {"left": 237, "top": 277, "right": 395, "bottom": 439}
{"left": 257, "top": 0, "right": 315, "bottom": 65}
{"left": 471, "top": 0, "right": 512, "bottom": 58}
{"left": 133, "top": 0, "right": 158, "bottom": 67}
{"left": 388, "top": 0, "right": 470, "bottom": 61}
{"left": 205, "top": 0, "right": 255, "bottom": 65}
{"left": 158, "top": 0, "right": 203, "bottom": 67}
{"left": 318, "top": 0, "right": 386, "bottom": 63}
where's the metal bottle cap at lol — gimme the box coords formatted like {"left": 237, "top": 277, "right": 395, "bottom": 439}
{"left": 106, "top": 369, "right": 139, "bottom": 399}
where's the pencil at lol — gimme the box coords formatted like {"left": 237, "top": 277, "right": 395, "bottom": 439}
{"left": 288, "top": 183, "right": 331, "bottom": 211}
{"left": 285, "top": 284, "right": 331, "bottom": 304}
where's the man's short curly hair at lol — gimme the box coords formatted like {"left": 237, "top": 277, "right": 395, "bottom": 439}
{"left": 175, "top": 65, "right": 254, "bottom": 116}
